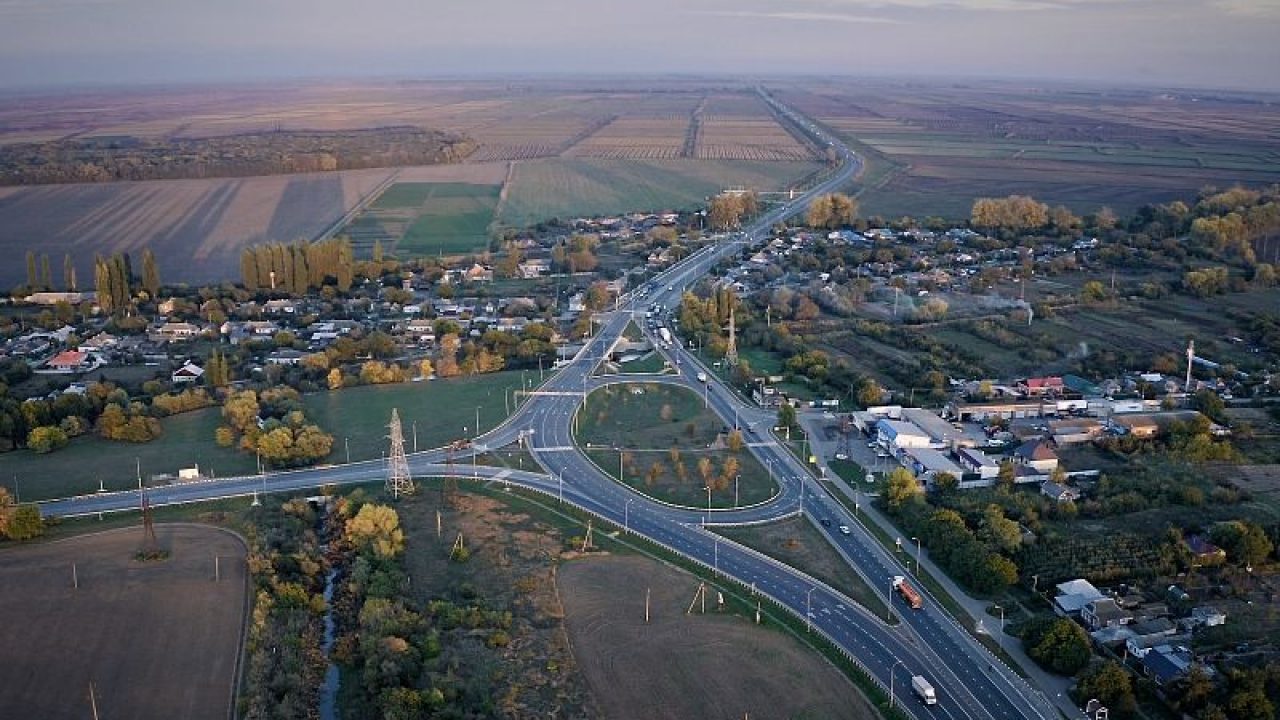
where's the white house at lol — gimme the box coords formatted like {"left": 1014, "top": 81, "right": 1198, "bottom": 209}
{"left": 171, "top": 362, "right": 205, "bottom": 384}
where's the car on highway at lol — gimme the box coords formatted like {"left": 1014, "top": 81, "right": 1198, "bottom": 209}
{"left": 820, "top": 518, "right": 831, "bottom": 527}
{"left": 838, "top": 524, "right": 851, "bottom": 535}
{"left": 834, "top": 453, "right": 848, "bottom": 461}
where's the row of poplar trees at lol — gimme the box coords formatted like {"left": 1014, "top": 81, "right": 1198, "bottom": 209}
{"left": 239, "top": 239, "right": 355, "bottom": 295}
{"left": 93, "top": 249, "right": 160, "bottom": 313}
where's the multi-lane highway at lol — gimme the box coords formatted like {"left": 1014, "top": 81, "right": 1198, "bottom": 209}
{"left": 38, "top": 92, "right": 1059, "bottom": 720}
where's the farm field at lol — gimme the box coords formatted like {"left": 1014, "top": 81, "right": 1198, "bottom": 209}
{"left": 559, "top": 554, "right": 876, "bottom": 720}
{"left": 498, "top": 158, "right": 822, "bottom": 227}
{"left": 1, "top": 371, "right": 527, "bottom": 502}
{"left": 345, "top": 181, "right": 502, "bottom": 256}
{"left": 0, "top": 524, "right": 247, "bottom": 720}
{"left": 0, "top": 167, "right": 396, "bottom": 288}
{"left": 775, "top": 80, "right": 1280, "bottom": 219}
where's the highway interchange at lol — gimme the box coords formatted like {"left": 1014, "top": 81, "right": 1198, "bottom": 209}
{"left": 37, "top": 94, "right": 1061, "bottom": 720}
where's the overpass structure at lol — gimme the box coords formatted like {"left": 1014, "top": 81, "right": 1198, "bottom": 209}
{"left": 39, "top": 90, "right": 1061, "bottom": 720}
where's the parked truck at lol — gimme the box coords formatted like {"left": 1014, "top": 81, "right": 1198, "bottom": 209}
{"left": 892, "top": 575, "right": 923, "bottom": 610}
{"left": 911, "top": 675, "right": 937, "bottom": 705}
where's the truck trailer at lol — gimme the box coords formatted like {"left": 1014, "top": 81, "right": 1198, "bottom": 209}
{"left": 892, "top": 575, "right": 923, "bottom": 610}
{"left": 911, "top": 675, "right": 937, "bottom": 705}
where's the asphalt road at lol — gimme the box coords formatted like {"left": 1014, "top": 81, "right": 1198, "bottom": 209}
{"left": 37, "top": 92, "right": 1058, "bottom": 720}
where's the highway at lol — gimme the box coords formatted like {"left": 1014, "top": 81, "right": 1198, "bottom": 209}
{"left": 37, "top": 91, "right": 1059, "bottom": 720}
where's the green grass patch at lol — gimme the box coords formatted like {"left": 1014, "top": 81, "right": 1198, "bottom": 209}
{"left": 498, "top": 159, "right": 822, "bottom": 227}
{"left": 4, "top": 372, "right": 529, "bottom": 503}
{"left": 576, "top": 384, "right": 777, "bottom": 509}
{"left": 348, "top": 182, "right": 501, "bottom": 258}
{"left": 717, "top": 516, "right": 894, "bottom": 622}
{"left": 617, "top": 352, "right": 669, "bottom": 374}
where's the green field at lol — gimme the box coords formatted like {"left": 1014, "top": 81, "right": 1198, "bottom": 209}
{"left": 576, "top": 383, "right": 777, "bottom": 508}
{"left": 2, "top": 371, "right": 529, "bottom": 502}
{"left": 498, "top": 158, "right": 823, "bottom": 227}
{"left": 346, "top": 181, "right": 501, "bottom": 257}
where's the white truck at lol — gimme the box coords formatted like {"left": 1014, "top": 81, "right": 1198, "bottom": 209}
{"left": 696, "top": 372, "right": 708, "bottom": 383}
{"left": 658, "top": 327, "right": 672, "bottom": 345}
{"left": 911, "top": 675, "right": 937, "bottom": 705}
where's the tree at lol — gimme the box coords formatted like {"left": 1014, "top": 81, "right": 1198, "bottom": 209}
{"left": 807, "top": 193, "right": 858, "bottom": 229}
{"left": 777, "top": 401, "right": 797, "bottom": 430}
{"left": 347, "top": 504, "right": 404, "bottom": 558}
{"left": 697, "top": 457, "right": 714, "bottom": 487}
{"left": 727, "top": 429, "right": 744, "bottom": 452}
{"left": 327, "top": 367, "right": 344, "bottom": 390}
{"left": 885, "top": 467, "right": 922, "bottom": 509}
{"left": 1075, "top": 661, "right": 1136, "bottom": 716}
{"left": 1080, "top": 280, "right": 1108, "bottom": 304}
{"left": 25, "top": 250, "right": 37, "bottom": 289}
{"left": 1024, "top": 617, "right": 1091, "bottom": 675}
{"left": 971, "top": 195, "right": 1049, "bottom": 231}
{"left": 708, "top": 193, "right": 744, "bottom": 231}
{"left": 26, "top": 425, "right": 68, "bottom": 454}
{"left": 437, "top": 334, "right": 461, "bottom": 378}
{"left": 857, "top": 378, "right": 885, "bottom": 408}
{"left": 63, "top": 253, "right": 75, "bottom": 291}
{"left": 997, "top": 460, "right": 1016, "bottom": 492}
{"left": 4, "top": 504, "right": 44, "bottom": 541}
{"left": 141, "top": 248, "right": 160, "bottom": 297}
{"left": 417, "top": 358, "right": 434, "bottom": 379}
{"left": 979, "top": 504, "right": 1022, "bottom": 554}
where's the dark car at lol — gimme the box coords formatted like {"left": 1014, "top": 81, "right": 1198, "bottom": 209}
{"left": 820, "top": 518, "right": 832, "bottom": 527}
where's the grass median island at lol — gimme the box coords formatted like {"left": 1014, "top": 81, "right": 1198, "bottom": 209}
{"left": 575, "top": 383, "right": 777, "bottom": 509}
{"left": 716, "top": 516, "right": 895, "bottom": 622}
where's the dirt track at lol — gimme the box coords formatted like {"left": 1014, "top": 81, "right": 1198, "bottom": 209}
{"left": 559, "top": 555, "right": 876, "bottom": 720}
{"left": 0, "top": 524, "right": 247, "bottom": 720}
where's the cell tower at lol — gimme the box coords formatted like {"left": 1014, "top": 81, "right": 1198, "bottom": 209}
{"left": 385, "top": 408, "right": 414, "bottom": 499}
{"left": 725, "top": 308, "right": 739, "bottom": 367}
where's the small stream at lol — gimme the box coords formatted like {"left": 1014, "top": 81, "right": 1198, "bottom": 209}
{"left": 317, "top": 501, "right": 341, "bottom": 720}
{"left": 318, "top": 565, "right": 340, "bottom": 720}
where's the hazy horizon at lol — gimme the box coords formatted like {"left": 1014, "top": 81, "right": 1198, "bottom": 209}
{"left": 1, "top": 0, "right": 1278, "bottom": 92}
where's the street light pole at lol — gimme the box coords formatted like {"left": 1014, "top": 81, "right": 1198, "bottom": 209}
{"left": 912, "top": 536, "right": 922, "bottom": 576}
{"left": 806, "top": 586, "right": 816, "bottom": 633}
{"left": 994, "top": 603, "right": 1005, "bottom": 652}
{"left": 886, "top": 578, "right": 894, "bottom": 622}
{"left": 735, "top": 474, "right": 740, "bottom": 508}
{"left": 705, "top": 485, "right": 712, "bottom": 514}
{"left": 889, "top": 659, "right": 905, "bottom": 708}
{"left": 624, "top": 498, "right": 633, "bottom": 534}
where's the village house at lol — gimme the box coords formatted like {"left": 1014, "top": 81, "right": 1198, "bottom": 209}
{"left": 518, "top": 259, "right": 550, "bottom": 279}
{"left": 45, "top": 349, "right": 93, "bottom": 372}
{"left": 171, "top": 362, "right": 205, "bottom": 384}
{"left": 149, "top": 321, "right": 203, "bottom": 343}
{"left": 1013, "top": 439, "right": 1059, "bottom": 473}
{"left": 24, "top": 291, "right": 95, "bottom": 306}
{"left": 1185, "top": 535, "right": 1227, "bottom": 566}
{"left": 1054, "top": 579, "right": 1105, "bottom": 616}
{"left": 1018, "top": 376, "right": 1065, "bottom": 396}
{"left": 1082, "top": 597, "right": 1134, "bottom": 630}
{"left": 1041, "top": 480, "right": 1081, "bottom": 503}
{"left": 263, "top": 299, "right": 297, "bottom": 314}
{"left": 955, "top": 447, "right": 1001, "bottom": 488}
{"left": 265, "top": 349, "right": 306, "bottom": 366}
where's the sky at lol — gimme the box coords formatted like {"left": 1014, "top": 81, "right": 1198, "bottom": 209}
{"left": 0, "top": 0, "right": 1278, "bottom": 91}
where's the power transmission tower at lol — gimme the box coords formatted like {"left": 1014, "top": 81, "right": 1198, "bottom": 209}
{"left": 724, "top": 307, "right": 738, "bottom": 367}
{"left": 385, "top": 408, "right": 413, "bottom": 499}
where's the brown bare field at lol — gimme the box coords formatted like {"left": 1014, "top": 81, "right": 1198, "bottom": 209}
{"left": 775, "top": 79, "right": 1280, "bottom": 217}
{"left": 559, "top": 554, "right": 876, "bottom": 720}
{"left": 0, "top": 524, "right": 247, "bottom": 720}
{"left": 0, "top": 167, "right": 396, "bottom": 287}
{"left": 697, "top": 117, "right": 815, "bottom": 161}
{"left": 566, "top": 116, "right": 689, "bottom": 159}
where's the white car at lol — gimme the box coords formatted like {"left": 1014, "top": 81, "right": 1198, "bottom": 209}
{"left": 838, "top": 525, "right": 851, "bottom": 535}
{"left": 834, "top": 453, "right": 848, "bottom": 461}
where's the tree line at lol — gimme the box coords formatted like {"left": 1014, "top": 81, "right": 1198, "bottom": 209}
{"left": 240, "top": 238, "right": 355, "bottom": 295}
